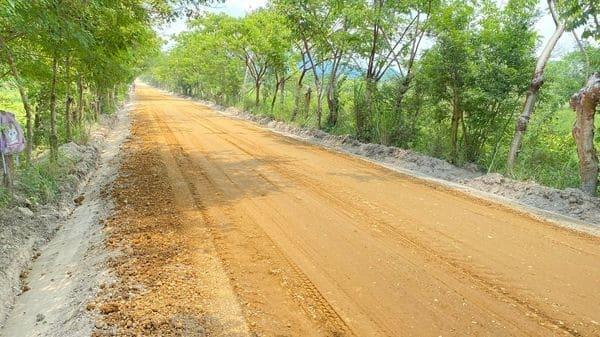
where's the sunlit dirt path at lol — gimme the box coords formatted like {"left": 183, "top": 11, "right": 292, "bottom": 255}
{"left": 99, "top": 84, "right": 600, "bottom": 337}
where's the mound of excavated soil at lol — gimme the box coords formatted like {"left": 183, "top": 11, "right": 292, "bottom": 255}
{"left": 463, "top": 173, "right": 600, "bottom": 225}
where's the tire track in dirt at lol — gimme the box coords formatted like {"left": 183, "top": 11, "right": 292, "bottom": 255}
{"left": 116, "top": 85, "right": 600, "bottom": 337}
{"left": 184, "top": 99, "right": 598, "bottom": 336}
{"left": 150, "top": 107, "right": 354, "bottom": 337}
{"left": 92, "top": 106, "right": 250, "bottom": 337}
{"left": 189, "top": 113, "right": 585, "bottom": 336}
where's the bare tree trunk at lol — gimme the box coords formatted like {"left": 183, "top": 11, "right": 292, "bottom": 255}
{"left": 77, "top": 74, "right": 84, "bottom": 125}
{"left": 359, "top": 77, "right": 376, "bottom": 140}
{"left": 292, "top": 83, "right": 302, "bottom": 121}
{"left": 255, "top": 80, "right": 261, "bottom": 106}
{"left": 279, "top": 77, "right": 286, "bottom": 107}
{"left": 570, "top": 72, "right": 600, "bottom": 196}
{"left": 326, "top": 82, "right": 339, "bottom": 127}
{"left": 64, "top": 56, "right": 72, "bottom": 142}
{"left": 316, "top": 93, "right": 322, "bottom": 129}
{"left": 326, "top": 54, "right": 343, "bottom": 128}
{"left": 34, "top": 104, "right": 42, "bottom": 147}
{"left": 302, "top": 38, "right": 324, "bottom": 129}
{"left": 450, "top": 90, "right": 463, "bottom": 164}
{"left": 49, "top": 55, "right": 59, "bottom": 161}
{"left": 271, "top": 74, "right": 280, "bottom": 112}
{"left": 293, "top": 52, "right": 310, "bottom": 121}
{"left": 303, "top": 87, "right": 312, "bottom": 119}
{"left": 0, "top": 36, "right": 34, "bottom": 162}
{"left": 241, "top": 64, "right": 249, "bottom": 104}
{"left": 95, "top": 89, "right": 101, "bottom": 121}
{"left": 506, "top": 4, "right": 565, "bottom": 173}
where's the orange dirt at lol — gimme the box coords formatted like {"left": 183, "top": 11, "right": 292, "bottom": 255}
{"left": 93, "top": 84, "right": 600, "bottom": 337}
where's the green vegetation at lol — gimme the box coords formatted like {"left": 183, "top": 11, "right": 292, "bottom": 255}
{"left": 146, "top": 0, "right": 599, "bottom": 194}
{"left": 0, "top": 0, "right": 219, "bottom": 206}
{"left": 1, "top": 0, "right": 597, "bottom": 197}
{"left": 0, "top": 84, "right": 24, "bottom": 119}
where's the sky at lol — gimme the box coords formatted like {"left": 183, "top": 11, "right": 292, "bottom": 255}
{"left": 158, "top": 0, "right": 268, "bottom": 44}
{"left": 159, "top": 0, "right": 578, "bottom": 56}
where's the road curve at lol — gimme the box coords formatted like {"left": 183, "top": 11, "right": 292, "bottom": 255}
{"left": 135, "top": 84, "right": 600, "bottom": 337}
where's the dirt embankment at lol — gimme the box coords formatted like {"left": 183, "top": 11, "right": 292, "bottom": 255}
{"left": 0, "top": 101, "right": 132, "bottom": 335}
{"left": 188, "top": 101, "right": 600, "bottom": 229}
{"left": 0, "top": 143, "right": 98, "bottom": 327}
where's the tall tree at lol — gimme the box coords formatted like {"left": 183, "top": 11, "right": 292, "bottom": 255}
{"left": 506, "top": 0, "right": 566, "bottom": 173}
{"left": 355, "top": 0, "right": 434, "bottom": 140}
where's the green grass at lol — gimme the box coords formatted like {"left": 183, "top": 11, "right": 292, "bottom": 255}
{"left": 0, "top": 83, "right": 26, "bottom": 125}
{"left": 0, "top": 186, "right": 12, "bottom": 207}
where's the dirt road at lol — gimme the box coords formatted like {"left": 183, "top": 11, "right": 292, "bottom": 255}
{"left": 95, "top": 84, "right": 600, "bottom": 337}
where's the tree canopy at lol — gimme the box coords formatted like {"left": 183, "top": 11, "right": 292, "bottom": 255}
{"left": 1, "top": 0, "right": 598, "bottom": 195}
{"left": 145, "top": 0, "right": 599, "bottom": 195}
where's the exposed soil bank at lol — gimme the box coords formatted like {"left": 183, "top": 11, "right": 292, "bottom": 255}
{"left": 0, "top": 102, "right": 132, "bottom": 336}
{"left": 0, "top": 144, "right": 98, "bottom": 329}
{"left": 188, "top": 99, "right": 600, "bottom": 231}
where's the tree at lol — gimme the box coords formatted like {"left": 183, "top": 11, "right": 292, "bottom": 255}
{"left": 419, "top": 0, "right": 536, "bottom": 164}
{"left": 239, "top": 10, "right": 291, "bottom": 107}
{"left": 506, "top": 0, "right": 564, "bottom": 173}
{"left": 570, "top": 72, "right": 600, "bottom": 196}
{"left": 561, "top": 0, "right": 599, "bottom": 41}
{"left": 354, "top": 0, "right": 434, "bottom": 140}
{"left": 275, "top": 0, "right": 359, "bottom": 128}
{"left": 1, "top": 0, "right": 161, "bottom": 162}
{"left": 144, "top": 0, "right": 597, "bottom": 194}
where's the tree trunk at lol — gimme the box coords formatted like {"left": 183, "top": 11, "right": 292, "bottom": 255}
{"left": 77, "top": 75, "right": 84, "bottom": 125}
{"left": 570, "top": 72, "right": 600, "bottom": 196}
{"left": 316, "top": 97, "right": 322, "bottom": 129}
{"left": 450, "top": 90, "right": 463, "bottom": 164}
{"left": 0, "top": 36, "right": 35, "bottom": 162}
{"left": 271, "top": 75, "right": 280, "bottom": 112}
{"left": 49, "top": 55, "right": 59, "bottom": 161}
{"left": 95, "top": 89, "right": 101, "bottom": 121}
{"left": 34, "top": 104, "right": 42, "bottom": 147}
{"left": 279, "top": 77, "right": 286, "bottom": 107}
{"left": 255, "top": 80, "right": 261, "bottom": 106}
{"left": 303, "top": 87, "right": 312, "bottom": 118}
{"left": 292, "top": 70, "right": 308, "bottom": 121}
{"left": 506, "top": 16, "right": 565, "bottom": 173}
{"left": 65, "top": 56, "right": 72, "bottom": 142}
{"left": 393, "top": 77, "right": 412, "bottom": 143}
{"left": 326, "top": 78, "right": 339, "bottom": 127}
{"left": 359, "top": 77, "right": 376, "bottom": 141}
{"left": 326, "top": 54, "right": 343, "bottom": 128}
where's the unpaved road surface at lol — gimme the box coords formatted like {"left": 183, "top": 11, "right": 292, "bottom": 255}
{"left": 95, "top": 84, "right": 600, "bottom": 337}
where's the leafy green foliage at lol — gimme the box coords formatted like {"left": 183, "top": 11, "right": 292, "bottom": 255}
{"left": 560, "top": 0, "right": 599, "bottom": 40}
{"left": 145, "top": 0, "right": 598, "bottom": 192}
{"left": 0, "top": 0, "right": 205, "bottom": 207}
